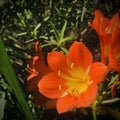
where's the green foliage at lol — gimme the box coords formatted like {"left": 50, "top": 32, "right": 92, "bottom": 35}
{"left": 0, "top": 0, "right": 120, "bottom": 120}
{"left": 0, "top": 92, "right": 5, "bottom": 120}
{"left": 40, "top": 20, "right": 72, "bottom": 53}
{"left": 0, "top": 38, "right": 34, "bottom": 120}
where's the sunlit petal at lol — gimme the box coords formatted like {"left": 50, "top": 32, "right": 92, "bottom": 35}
{"left": 38, "top": 72, "right": 67, "bottom": 98}
{"left": 82, "top": 84, "right": 98, "bottom": 106}
{"left": 48, "top": 51, "right": 68, "bottom": 72}
{"left": 89, "top": 62, "right": 107, "bottom": 84}
{"left": 89, "top": 10, "right": 109, "bottom": 35}
{"left": 57, "top": 95, "right": 76, "bottom": 113}
{"left": 67, "top": 41, "right": 93, "bottom": 70}
{"left": 108, "top": 51, "right": 120, "bottom": 72}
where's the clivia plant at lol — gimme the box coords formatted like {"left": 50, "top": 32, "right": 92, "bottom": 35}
{"left": 26, "top": 10, "right": 120, "bottom": 120}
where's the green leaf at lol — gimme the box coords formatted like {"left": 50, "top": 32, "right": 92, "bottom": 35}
{"left": 40, "top": 40, "right": 57, "bottom": 48}
{"left": 0, "top": 37, "right": 33, "bottom": 120}
{"left": 44, "top": 16, "right": 50, "bottom": 22}
{"left": 34, "top": 23, "right": 41, "bottom": 32}
{"left": 60, "top": 36, "right": 72, "bottom": 43}
{"left": 107, "top": 74, "right": 119, "bottom": 88}
{"left": 60, "top": 47, "right": 68, "bottom": 54}
{"left": 0, "top": 80, "right": 12, "bottom": 92}
{"left": 0, "top": 92, "right": 5, "bottom": 120}
{"left": 16, "top": 32, "right": 27, "bottom": 37}
{"left": 50, "top": 22, "right": 60, "bottom": 42}
{"left": 60, "top": 20, "right": 67, "bottom": 41}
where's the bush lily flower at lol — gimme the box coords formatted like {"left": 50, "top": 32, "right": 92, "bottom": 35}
{"left": 88, "top": 10, "right": 111, "bottom": 65}
{"left": 27, "top": 42, "right": 51, "bottom": 105}
{"left": 38, "top": 41, "right": 107, "bottom": 113}
{"left": 89, "top": 10, "right": 120, "bottom": 72}
{"left": 108, "top": 13, "right": 120, "bottom": 72}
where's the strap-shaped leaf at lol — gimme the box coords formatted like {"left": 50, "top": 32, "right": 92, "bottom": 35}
{"left": 0, "top": 37, "right": 33, "bottom": 120}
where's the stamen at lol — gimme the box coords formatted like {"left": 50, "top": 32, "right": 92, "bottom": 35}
{"left": 105, "top": 27, "right": 110, "bottom": 33}
{"left": 58, "top": 70, "right": 61, "bottom": 76}
{"left": 70, "top": 63, "right": 74, "bottom": 69}
{"left": 59, "top": 84, "right": 62, "bottom": 91}
{"left": 27, "top": 64, "right": 30, "bottom": 68}
{"left": 89, "top": 81, "right": 93, "bottom": 85}
{"left": 26, "top": 64, "right": 36, "bottom": 73}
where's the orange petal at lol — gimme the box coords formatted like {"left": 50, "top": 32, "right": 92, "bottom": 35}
{"left": 57, "top": 95, "right": 76, "bottom": 113}
{"left": 27, "top": 72, "right": 38, "bottom": 81}
{"left": 82, "top": 84, "right": 98, "bottom": 106}
{"left": 91, "top": 10, "right": 104, "bottom": 34}
{"left": 33, "top": 41, "right": 51, "bottom": 72}
{"left": 38, "top": 72, "right": 67, "bottom": 99}
{"left": 99, "top": 34, "right": 111, "bottom": 64}
{"left": 35, "top": 41, "right": 43, "bottom": 56}
{"left": 109, "top": 12, "right": 120, "bottom": 33}
{"left": 34, "top": 57, "right": 51, "bottom": 72}
{"left": 75, "top": 84, "right": 97, "bottom": 107}
{"left": 47, "top": 51, "right": 68, "bottom": 72}
{"left": 89, "top": 10, "right": 109, "bottom": 35}
{"left": 67, "top": 41, "right": 93, "bottom": 70}
{"left": 111, "top": 27, "right": 120, "bottom": 53}
{"left": 27, "top": 73, "right": 50, "bottom": 106}
{"left": 108, "top": 51, "right": 120, "bottom": 72}
{"left": 89, "top": 62, "right": 107, "bottom": 84}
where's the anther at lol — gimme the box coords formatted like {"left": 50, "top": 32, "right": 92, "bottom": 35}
{"left": 58, "top": 70, "right": 61, "bottom": 76}
{"left": 27, "top": 64, "right": 30, "bottom": 68}
{"left": 70, "top": 63, "right": 74, "bottom": 69}
{"left": 59, "top": 85, "right": 62, "bottom": 91}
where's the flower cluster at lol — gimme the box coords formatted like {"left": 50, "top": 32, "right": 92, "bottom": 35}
{"left": 89, "top": 10, "right": 120, "bottom": 72}
{"left": 27, "top": 10, "right": 120, "bottom": 114}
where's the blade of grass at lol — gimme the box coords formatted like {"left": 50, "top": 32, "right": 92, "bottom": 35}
{"left": 50, "top": 22, "right": 60, "bottom": 42}
{"left": 60, "top": 20, "right": 67, "bottom": 41}
{"left": 0, "top": 92, "right": 5, "bottom": 120}
{"left": 0, "top": 37, "right": 33, "bottom": 120}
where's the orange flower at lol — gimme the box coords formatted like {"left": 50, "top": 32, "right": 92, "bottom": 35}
{"left": 108, "top": 12, "right": 120, "bottom": 33}
{"left": 88, "top": 10, "right": 111, "bottom": 65}
{"left": 88, "top": 10, "right": 109, "bottom": 35}
{"left": 108, "top": 27, "right": 120, "bottom": 72}
{"left": 38, "top": 41, "right": 107, "bottom": 113}
{"left": 27, "top": 42, "right": 51, "bottom": 106}
{"left": 89, "top": 10, "right": 120, "bottom": 72}
{"left": 108, "top": 12, "right": 120, "bottom": 72}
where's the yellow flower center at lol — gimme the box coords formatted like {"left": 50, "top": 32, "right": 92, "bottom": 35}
{"left": 58, "top": 63, "right": 92, "bottom": 96}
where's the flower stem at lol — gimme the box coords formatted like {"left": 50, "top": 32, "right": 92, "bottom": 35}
{"left": 92, "top": 101, "right": 97, "bottom": 120}
{"left": 92, "top": 109, "right": 97, "bottom": 120}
